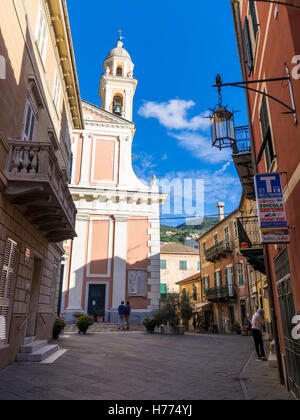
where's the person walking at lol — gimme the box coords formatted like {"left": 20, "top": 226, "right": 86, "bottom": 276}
{"left": 251, "top": 309, "right": 267, "bottom": 361}
{"left": 125, "top": 301, "right": 131, "bottom": 330}
{"left": 118, "top": 301, "right": 126, "bottom": 330}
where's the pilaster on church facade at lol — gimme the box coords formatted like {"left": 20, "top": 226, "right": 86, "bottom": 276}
{"left": 63, "top": 38, "right": 166, "bottom": 323}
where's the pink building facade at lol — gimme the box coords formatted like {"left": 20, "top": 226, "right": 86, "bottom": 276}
{"left": 62, "top": 39, "right": 165, "bottom": 323}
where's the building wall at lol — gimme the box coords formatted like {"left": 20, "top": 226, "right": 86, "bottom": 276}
{"left": 160, "top": 253, "right": 200, "bottom": 293}
{"left": 237, "top": 0, "right": 300, "bottom": 367}
{"left": 199, "top": 211, "right": 251, "bottom": 332}
{"left": 0, "top": 192, "right": 63, "bottom": 369}
{"left": 0, "top": 0, "right": 81, "bottom": 369}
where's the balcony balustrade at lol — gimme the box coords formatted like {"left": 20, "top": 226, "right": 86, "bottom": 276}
{"left": 4, "top": 140, "right": 77, "bottom": 242}
{"left": 205, "top": 240, "right": 232, "bottom": 262}
{"left": 206, "top": 285, "right": 237, "bottom": 302}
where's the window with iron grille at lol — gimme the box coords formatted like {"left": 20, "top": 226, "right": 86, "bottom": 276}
{"left": 260, "top": 96, "right": 275, "bottom": 171}
{"left": 0, "top": 238, "right": 18, "bottom": 345}
{"left": 243, "top": 17, "right": 254, "bottom": 75}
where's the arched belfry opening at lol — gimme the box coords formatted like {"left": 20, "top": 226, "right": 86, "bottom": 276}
{"left": 116, "top": 66, "right": 123, "bottom": 76}
{"left": 113, "top": 95, "right": 123, "bottom": 116}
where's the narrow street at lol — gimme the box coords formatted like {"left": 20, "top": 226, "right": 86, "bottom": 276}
{"left": 0, "top": 331, "right": 291, "bottom": 400}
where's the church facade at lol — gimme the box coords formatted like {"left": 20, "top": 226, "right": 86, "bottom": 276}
{"left": 62, "top": 39, "right": 166, "bottom": 323}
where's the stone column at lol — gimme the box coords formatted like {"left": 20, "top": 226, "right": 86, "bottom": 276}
{"left": 80, "top": 134, "right": 92, "bottom": 186}
{"left": 65, "top": 216, "right": 88, "bottom": 321}
{"left": 112, "top": 216, "right": 128, "bottom": 313}
{"left": 118, "top": 136, "right": 129, "bottom": 188}
{"left": 104, "top": 86, "right": 111, "bottom": 112}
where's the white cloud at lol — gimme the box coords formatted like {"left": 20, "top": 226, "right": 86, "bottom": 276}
{"left": 170, "top": 132, "right": 232, "bottom": 164}
{"left": 138, "top": 99, "right": 210, "bottom": 131}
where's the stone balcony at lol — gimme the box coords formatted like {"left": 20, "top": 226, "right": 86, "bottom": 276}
{"left": 205, "top": 240, "right": 232, "bottom": 262}
{"left": 206, "top": 285, "right": 237, "bottom": 302}
{"left": 4, "top": 140, "right": 77, "bottom": 243}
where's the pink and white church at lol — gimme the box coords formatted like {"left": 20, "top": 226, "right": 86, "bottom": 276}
{"left": 62, "top": 38, "right": 166, "bottom": 323}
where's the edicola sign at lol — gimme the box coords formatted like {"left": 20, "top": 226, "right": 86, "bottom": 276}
{"left": 254, "top": 173, "right": 290, "bottom": 244}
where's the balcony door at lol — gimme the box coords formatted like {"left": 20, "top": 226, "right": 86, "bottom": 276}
{"left": 214, "top": 271, "right": 222, "bottom": 297}
{"left": 225, "top": 267, "right": 234, "bottom": 297}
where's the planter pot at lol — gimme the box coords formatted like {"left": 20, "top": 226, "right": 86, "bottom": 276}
{"left": 145, "top": 325, "right": 156, "bottom": 333}
{"left": 173, "top": 326, "right": 185, "bottom": 335}
{"left": 78, "top": 327, "right": 89, "bottom": 334}
{"left": 53, "top": 330, "right": 62, "bottom": 339}
{"left": 161, "top": 325, "right": 185, "bottom": 335}
{"left": 161, "top": 326, "right": 174, "bottom": 335}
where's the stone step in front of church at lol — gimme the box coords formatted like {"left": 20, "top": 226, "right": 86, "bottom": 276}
{"left": 63, "top": 322, "right": 145, "bottom": 333}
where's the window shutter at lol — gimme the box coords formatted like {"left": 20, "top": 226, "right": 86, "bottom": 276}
{"left": 37, "top": 8, "right": 48, "bottom": 62}
{"left": 249, "top": 1, "right": 259, "bottom": 41}
{"left": 225, "top": 268, "right": 228, "bottom": 285}
{"left": 0, "top": 239, "right": 17, "bottom": 344}
{"left": 243, "top": 17, "right": 254, "bottom": 75}
{"left": 260, "top": 96, "right": 270, "bottom": 139}
{"left": 214, "top": 272, "right": 217, "bottom": 288}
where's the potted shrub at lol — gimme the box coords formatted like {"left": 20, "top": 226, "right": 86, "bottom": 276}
{"left": 232, "top": 321, "right": 242, "bottom": 335}
{"left": 154, "top": 294, "right": 180, "bottom": 334}
{"left": 53, "top": 318, "right": 66, "bottom": 339}
{"left": 73, "top": 312, "right": 84, "bottom": 320}
{"left": 76, "top": 315, "right": 94, "bottom": 334}
{"left": 142, "top": 317, "right": 157, "bottom": 333}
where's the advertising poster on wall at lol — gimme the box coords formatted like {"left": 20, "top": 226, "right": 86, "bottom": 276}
{"left": 254, "top": 173, "right": 290, "bottom": 244}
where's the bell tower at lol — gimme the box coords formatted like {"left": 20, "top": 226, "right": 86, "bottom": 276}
{"left": 99, "top": 36, "right": 138, "bottom": 121}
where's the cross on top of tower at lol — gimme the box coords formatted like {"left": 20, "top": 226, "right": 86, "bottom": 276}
{"left": 118, "top": 29, "right": 124, "bottom": 41}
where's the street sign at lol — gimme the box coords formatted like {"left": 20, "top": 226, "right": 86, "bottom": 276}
{"left": 254, "top": 173, "right": 290, "bottom": 244}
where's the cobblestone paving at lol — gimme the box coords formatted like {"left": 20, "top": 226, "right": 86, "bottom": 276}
{"left": 0, "top": 330, "right": 293, "bottom": 400}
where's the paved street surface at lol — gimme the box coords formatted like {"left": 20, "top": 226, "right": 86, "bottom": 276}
{"left": 0, "top": 329, "right": 292, "bottom": 400}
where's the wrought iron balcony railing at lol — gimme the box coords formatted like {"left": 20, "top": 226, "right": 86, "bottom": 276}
{"left": 237, "top": 215, "right": 265, "bottom": 274}
{"left": 234, "top": 126, "right": 251, "bottom": 154}
{"left": 4, "top": 140, "right": 77, "bottom": 242}
{"left": 205, "top": 240, "right": 232, "bottom": 262}
{"left": 205, "top": 285, "right": 237, "bottom": 301}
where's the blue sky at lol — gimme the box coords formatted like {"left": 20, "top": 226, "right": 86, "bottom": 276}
{"left": 67, "top": 0, "right": 247, "bottom": 226}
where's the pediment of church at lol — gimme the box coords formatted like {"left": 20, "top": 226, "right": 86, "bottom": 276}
{"left": 82, "top": 100, "right": 133, "bottom": 126}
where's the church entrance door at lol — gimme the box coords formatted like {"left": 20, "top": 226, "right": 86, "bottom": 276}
{"left": 87, "top": 284, "right": 106, "bottom": 321}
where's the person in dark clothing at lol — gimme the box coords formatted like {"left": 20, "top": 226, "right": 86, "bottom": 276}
{"left": 118, "top": 301, "right": 126, "bottom": 330}
{"left": 124, "top": 301, "right": 131, "bottom": 330}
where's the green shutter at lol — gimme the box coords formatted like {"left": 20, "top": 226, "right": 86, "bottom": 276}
{"left": 161, "top": 284, "right": 167, "bottom": 294}
{"left": 225, "top": 268, "right": 228, "bottom": 285}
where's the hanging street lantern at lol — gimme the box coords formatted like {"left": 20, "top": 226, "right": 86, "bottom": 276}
{"left": 210, "top": 74, "right": 236, "bottom": 151}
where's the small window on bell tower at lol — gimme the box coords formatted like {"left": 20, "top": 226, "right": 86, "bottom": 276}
{"left": 116, "top": 67, "right": 123, "bottom": 76}
{"left": 113, "top": 95, "right": 123, "bottom": 116}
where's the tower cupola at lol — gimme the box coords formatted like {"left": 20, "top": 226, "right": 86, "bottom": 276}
{"left": 99, "top": 36, "right": 138, "bottom": 121}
